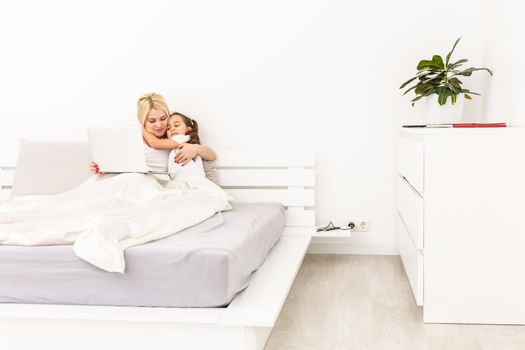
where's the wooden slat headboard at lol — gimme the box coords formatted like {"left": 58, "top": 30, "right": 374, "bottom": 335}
{"left": 215, "top": 150, "right": 315, "bottom": 227}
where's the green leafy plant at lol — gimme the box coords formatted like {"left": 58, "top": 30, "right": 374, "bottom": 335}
{"left": 400, "top": 37, "right": 493, "bottom": 106}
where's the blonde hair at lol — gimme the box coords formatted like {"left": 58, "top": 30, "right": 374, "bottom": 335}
{"left": 137, "top": 93, "right": 170, "bottom": 126}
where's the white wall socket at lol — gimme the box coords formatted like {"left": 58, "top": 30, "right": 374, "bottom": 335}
{"left": 347, "top": 219, "right": 371, "bottom": 232}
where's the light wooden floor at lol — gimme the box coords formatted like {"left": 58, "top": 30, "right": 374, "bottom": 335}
{"left": 264, "top": 255, "right": 525, "bottom": 350}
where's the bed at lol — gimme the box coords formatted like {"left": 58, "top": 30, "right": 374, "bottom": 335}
{"left": 0, "top": 202, "right": 286, "bottom": 308}
{"left": 0, "top": 128, "right": 315, "bottom": 350}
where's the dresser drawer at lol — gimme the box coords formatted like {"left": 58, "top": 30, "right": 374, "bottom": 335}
{"left": 396, "top": 176, "right": 424, "bottom": 250}
{"left": 397, "top": 135, "right": 424, "bottom": 194}
{"left": 397, "top": 212, "right": 423, "bottom": 306}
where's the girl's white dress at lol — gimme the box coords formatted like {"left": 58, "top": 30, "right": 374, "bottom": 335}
{"left": 167, "top": 135, "right": 206, "bottom": 179}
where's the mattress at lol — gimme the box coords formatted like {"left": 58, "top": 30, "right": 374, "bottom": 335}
{"left": 0, "top": 202, "right": 285, "bottom": 307}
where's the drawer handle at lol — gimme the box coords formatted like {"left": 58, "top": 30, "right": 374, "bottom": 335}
{"left": 399, "top": 175, "right": 423, "bottom": 199}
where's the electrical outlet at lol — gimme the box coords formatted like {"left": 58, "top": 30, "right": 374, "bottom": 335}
{"left": 347, "top": 219, "right": 371, "bottom": 232}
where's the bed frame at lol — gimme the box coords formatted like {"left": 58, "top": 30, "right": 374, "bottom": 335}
{"left": 0, "top": 129, "right": 315, "bottom": 350}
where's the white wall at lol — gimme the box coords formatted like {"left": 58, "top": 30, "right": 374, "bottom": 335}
{"left": 0, "top": 0, "right": 484, "bottom": 253}
{"left": 481, "top": 1, "right": 525, "bottom": 125}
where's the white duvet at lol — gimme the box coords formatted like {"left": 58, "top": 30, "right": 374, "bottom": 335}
{"left": 0, "top": 173, "right": 231, "bottom": 273}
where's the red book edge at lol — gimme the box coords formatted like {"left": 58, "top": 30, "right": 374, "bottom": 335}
{"left": 452, "top": 123, "right": 507, "bottom": 128}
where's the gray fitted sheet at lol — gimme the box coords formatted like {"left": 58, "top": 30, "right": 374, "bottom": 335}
{"left": 0, "top": 202, "right": 285, "bottom": 307}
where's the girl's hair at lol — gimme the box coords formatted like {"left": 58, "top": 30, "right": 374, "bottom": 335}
{"left": 137, "top": 93, "right": 170, "bottom": 127}
{"left": 169, "top": 112, "right": 201, "bottom": 145}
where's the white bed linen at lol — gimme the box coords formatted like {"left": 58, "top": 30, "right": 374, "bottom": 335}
{"left": 0, "top": 173, "right": 231, "bottom": 273}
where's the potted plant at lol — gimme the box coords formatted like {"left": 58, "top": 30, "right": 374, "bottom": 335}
{"left": 400, "top": 37, "right": 492, "bottom": 122}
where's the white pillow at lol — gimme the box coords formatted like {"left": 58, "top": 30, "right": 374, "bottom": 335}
{"left": 12, "top": 140, "right": 93, "bottom": 196}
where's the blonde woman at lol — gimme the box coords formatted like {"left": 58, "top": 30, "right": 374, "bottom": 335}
{"left": 91, "top": 92, "right": 216, "bottom": 174}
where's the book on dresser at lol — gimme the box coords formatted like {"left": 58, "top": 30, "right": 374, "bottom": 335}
{"left": 402, "top": 122, "right": 507, "bottom": 128}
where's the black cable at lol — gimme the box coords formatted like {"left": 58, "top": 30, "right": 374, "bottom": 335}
{"left": 316, "top": 220, "right": 353, "bottom": 232}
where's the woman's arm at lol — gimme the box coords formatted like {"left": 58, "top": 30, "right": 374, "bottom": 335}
{"left": 142, "top": 128, "right": 180, "bottom": 150}
{"left": 197, "top": 145, "right": 217, "bottom": 161}
{"left": 175, "top": 144, "right": 217, "bottom": 163}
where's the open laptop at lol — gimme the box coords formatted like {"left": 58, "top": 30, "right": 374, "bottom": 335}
{"left": 88, "top": 127, "right": 173, "bottom": 180}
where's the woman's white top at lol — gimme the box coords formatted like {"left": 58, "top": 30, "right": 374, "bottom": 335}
{"left": 143, "top": 143, "right": 170, "bottom": 172}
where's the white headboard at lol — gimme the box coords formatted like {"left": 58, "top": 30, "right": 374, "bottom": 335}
{"left": 216, "top": 150, "right": 315, "bottom": 227}
{"left": 0, "top": 129, "right": 315, "bottom": 228}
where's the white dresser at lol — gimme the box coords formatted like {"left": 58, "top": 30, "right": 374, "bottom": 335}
{"left": 396, "top": 127, "right": 525, "bottom": 324}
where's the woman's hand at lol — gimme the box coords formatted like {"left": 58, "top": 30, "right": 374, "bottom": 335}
{"left": 175, "top": 143, "right": 199, "bottom": 165}
{"left": 90, "top": 162, "right": 102, "bottom": 175}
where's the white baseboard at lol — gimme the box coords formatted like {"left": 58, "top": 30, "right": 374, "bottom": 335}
{"left": 307, "top": 241, "right": 399, "bottom": 255}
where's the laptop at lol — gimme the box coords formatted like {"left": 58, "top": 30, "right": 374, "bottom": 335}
{"left": 88, "top": 127, "right": 173, "bottom": 180}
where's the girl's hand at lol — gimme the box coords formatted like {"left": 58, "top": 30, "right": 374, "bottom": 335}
{"left": 175, "top": 143, "right": 199, "bottom": 165}
{"left": 90, "top": 162, "right": 102, "bottom": 175}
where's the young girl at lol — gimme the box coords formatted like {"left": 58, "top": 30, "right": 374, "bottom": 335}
{"left": 166, "top": 112, "right": 206, "bottom": 179}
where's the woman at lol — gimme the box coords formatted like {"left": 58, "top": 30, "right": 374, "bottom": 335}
{"left": 92, "top": 92, "right": 216, "bottom": 174}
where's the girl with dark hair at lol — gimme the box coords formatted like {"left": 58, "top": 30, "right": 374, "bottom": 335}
{"left": 140, "top": 105, "right": 216, "bottom": 167}
{"left": 168, "top": 112, "right": 200, "bottom": 145}
{"left": 166, "top": 112, "right": 206, "bottom": 178}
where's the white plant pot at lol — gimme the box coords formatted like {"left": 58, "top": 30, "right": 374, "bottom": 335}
{"left": 425, "top": 94, "right": 464, "bottom": 123}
